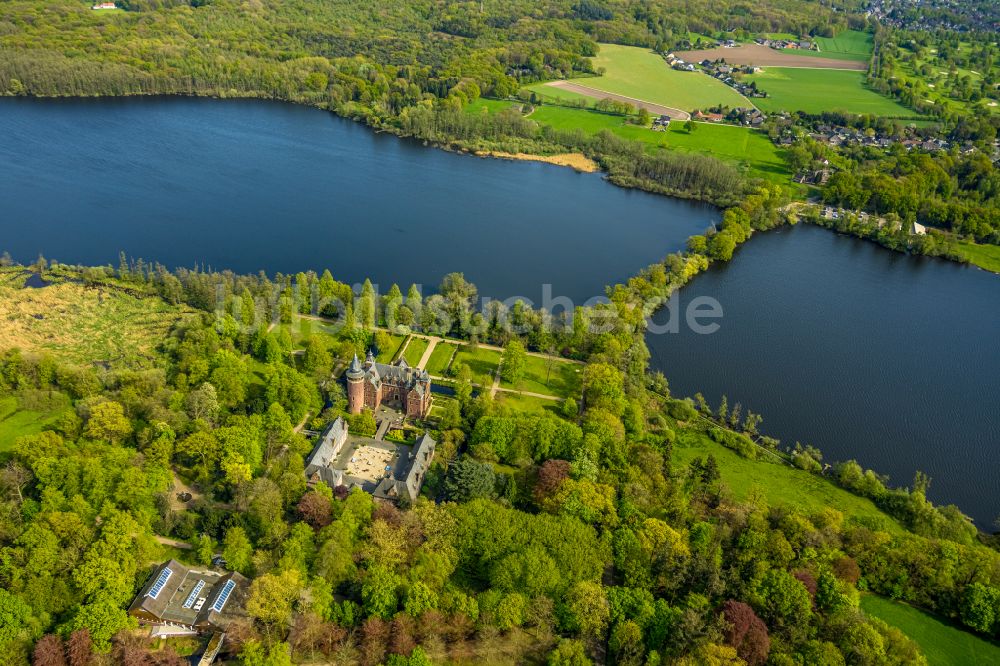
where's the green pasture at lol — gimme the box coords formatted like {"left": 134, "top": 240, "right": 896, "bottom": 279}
{"left": 748, "top": 68, "right": 914, "bottom": 116}
{"left": 587, "top": 43, "right": 750, "bottom": 111}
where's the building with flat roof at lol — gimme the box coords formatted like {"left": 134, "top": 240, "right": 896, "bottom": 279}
{"left": 128, "top": 560, "right": 248, "bottom": 634}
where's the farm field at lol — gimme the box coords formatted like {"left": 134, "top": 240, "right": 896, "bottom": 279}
{"left": 671, "top": 429, "right": 903, "bottom": 532}
{"left": 677, "top": 43, "right": 866, "bottom": 70}
{"left": 812, "top": 30, "right": 874, "bottom": 61}
{"left": 747, "top": 68, "right": 915, "bottom": 116}
{"left": 586, "top": 43, "right": 750, "bottom": 111}
{"left": 469, "top": 97, "right": 794, "bottom": 185}
{"left": 861, "top": 595, "right": 1000, "bottom": 666}
{"left": 0, "top": 279, "right": 193, "bottom": 367}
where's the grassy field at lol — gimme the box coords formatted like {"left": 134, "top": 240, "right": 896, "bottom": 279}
{"left": 494, "top": 390, "right": 562, "bottom": 416}
{"left": 426, "top": 341, "right": 459, "bottom": 376}
{"left": 954, "top": 241, "right": 1000, "bottom": 274}
{"left": 587, "top": 43, "right": 750, "bottom": 111}
{"left": 748, "top": 68, "right": 914, "bottom": 116}
{"left": 401, "top": 336, "right": 429, "bottom": 367}
{"left": 469, "top": 97, "right": 793, "bottom": 185}
{"left": 812, "top": 30, "right": 873, "bottom": 61}
{"left": 672, "top": 429, "right": 902, "bottom": 531}
{"left": 861, "top": 595, "right": 1000, "bottom": 666}
{"left": 0, "top": 395, "right": 69, "bottom": 452}
{"left": 451, "top": 345, "right": 503, "bottom": 386}
{"left": 0, "top": 281, "right": 193, "bottom": 367}
{"left": 499, "top": 354, "right": 583, "bottom": 398}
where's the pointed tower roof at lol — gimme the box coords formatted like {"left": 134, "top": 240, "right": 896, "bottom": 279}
{"left": 346, "top": 353, "right": 364, "bottom": 380}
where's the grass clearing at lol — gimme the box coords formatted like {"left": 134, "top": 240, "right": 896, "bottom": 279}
{"left": 954, "top": 241, "right": 1000, "bottom": 274}
{"left": 587, "top": 43, "right": 749, "bottom": 111}
{"left": 0, "top": 281, "right": 193, "bottom": 367}
{"left": 748, "top": 68, "right": 914, "bottom": 116}
{"left": 451, "top": 345, "right": 502, "bottom": 386}
{"left": 672, "top": 429, "right": 903, "bottom": 532}
{"left": 861, "top": 595, "right": 1000, "bottom": 666}
{"left": 0, "top": 395, "right": 69, "bottom": 451}
{"left": 401, "top": 336, "right": 429, "bottom": 367}
{"left": 499, "top": 354, "right": 583, "bottom": 398}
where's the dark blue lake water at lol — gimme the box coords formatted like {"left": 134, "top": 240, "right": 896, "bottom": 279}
{"left": 0, "top": 97, "right": 715, "bottom": 303}
{"left": 649, "top": 224, "right": 1000, "bottom": 525}
{"left": 2, "top": 98, "right": 999, "bottom": 525}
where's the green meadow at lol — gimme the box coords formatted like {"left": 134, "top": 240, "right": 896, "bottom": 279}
{"left": 748, "top": 68, "right": 914, "bottom": 116}
{"left": 671, "top": 429, "right": 903, "bottom": 531}
{"left": 468, "top": 98, "right": 793, "bottom": 185}
{"left": 586, "top": 43, "right": 750, "bottom": 111}
{"left": 955, "top": 241, "right": 1000, "bottom": 274}
{"left": 861, "top": 595, "right": 1000, "bottom": 666}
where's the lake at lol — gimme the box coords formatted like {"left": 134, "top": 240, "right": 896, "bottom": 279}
{"left": 3, "top": 97, "right": 999, "bottom": 525}
{"left": 648, "top": 224, "right": 1000, "bottom": 526}
{"left": 0, "top": 97, "right": 716, "bottom": 303}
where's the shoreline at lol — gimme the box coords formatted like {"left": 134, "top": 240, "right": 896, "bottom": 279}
{"left": 473, "top": 150, "right": 600, "bottom": 172}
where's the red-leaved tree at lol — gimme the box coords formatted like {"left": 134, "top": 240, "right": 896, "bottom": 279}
{"left": 722, "top": 599, "right": 770, "bottom": 666}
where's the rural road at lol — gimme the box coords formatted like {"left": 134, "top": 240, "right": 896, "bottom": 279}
{"left": 544, "top": 80, "right": 692, "bottom": 120}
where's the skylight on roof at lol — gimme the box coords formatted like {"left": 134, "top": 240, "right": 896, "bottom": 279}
{"left": 146, "top": 567, "right": 173, "bottom": 599}
{"left": 182, "top": 580, "right": 206, "bottom": 609}
{"left": 210, "top": 579, "right": 236, "bottom": 613}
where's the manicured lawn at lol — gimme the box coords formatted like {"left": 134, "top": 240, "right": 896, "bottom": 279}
{"left": 813, "top": 30, "right": 874, "bottom": 61}
{"left": 494, "top": 391, "right": 562, "bottom": 416}
{"left": 861, "top": 595, "right": 1000, "bottom": 666}
{"left": 672, "top": 429, "right": 903, "bottom": 531}
{"left": 0, "top": 396, "right": 69, "bottom": 451}
{"left": 377, "top": 334, "right": 406, "bottom": 362}
{"left": 499, "top": 354, "right": 583, "bottom": 398}
{"left": 451, "top": 345, "right": 502, "bottom": 386}
{"left": 401, "top": 336, "right": 429, "bottom": 367}
{"left": 748, "top": 68, "right": 914, "bottom": 117}
{"left": 426, "top": 341, "right": 459, "bottom": 376}
{"left": 586, "top": 43, "right": 750, "bottom": 111}
{"left": 955, "top": 241, "right": 1000, "bottom": 274}
{"left": 470, "top": 97, "right": 793, "bottom": 185}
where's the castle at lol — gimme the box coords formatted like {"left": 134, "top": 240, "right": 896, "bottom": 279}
{"left": 346, "top": 351, "right": 432, "bottom": 418}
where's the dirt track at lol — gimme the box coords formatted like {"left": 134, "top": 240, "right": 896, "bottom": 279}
{"left": 675, "top": 44, "right": 867, "bottom": 70}
{"left": 543, "top": 80, "right": 691, "bottom": 120}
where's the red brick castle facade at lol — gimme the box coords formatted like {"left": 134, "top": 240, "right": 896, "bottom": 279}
{"left": 346, "top": 351, "right": 432, "bottom": 418}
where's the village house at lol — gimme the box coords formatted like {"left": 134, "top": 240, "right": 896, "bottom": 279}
{"left": 128, "top": 560, "right": 249, "bottom": 635}
{"left": 91, "top": 2, "right": 116, "bottom": 8}
{"left": 346, "top": 351, "right": 432, "bottom": 418}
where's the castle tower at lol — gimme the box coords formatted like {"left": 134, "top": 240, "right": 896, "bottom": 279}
{"left": 346, "top": 353, "right": 365, "bottom": 414}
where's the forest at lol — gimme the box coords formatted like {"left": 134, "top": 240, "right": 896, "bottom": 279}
{"left": 3, "top": 188, "right": 1000, "bottom": 666}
